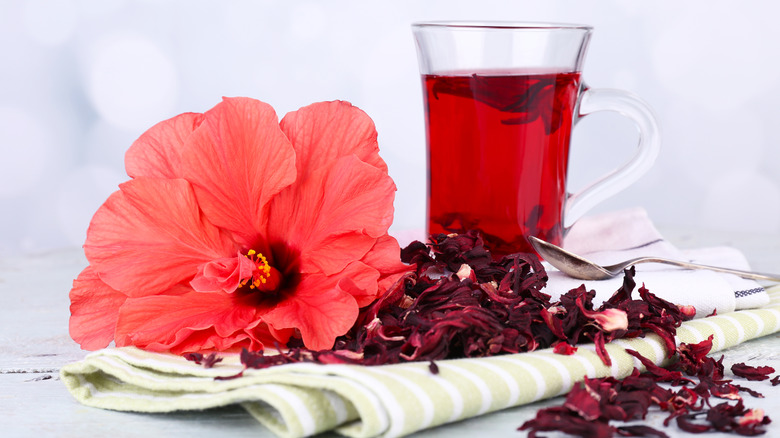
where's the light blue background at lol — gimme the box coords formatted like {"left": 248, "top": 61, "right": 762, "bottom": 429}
{"left": 2, "top": 0, "right": 778, "bottom": 255}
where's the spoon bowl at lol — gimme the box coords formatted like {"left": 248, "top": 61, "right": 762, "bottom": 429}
{"left": 528, "top": 236, "right": 780, "bottom": 282}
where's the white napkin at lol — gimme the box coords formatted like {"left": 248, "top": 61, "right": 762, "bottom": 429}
{"left": 544, "top": 208, "right": 769, "bottom": 317}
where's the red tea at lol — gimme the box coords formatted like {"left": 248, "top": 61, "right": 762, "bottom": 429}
{"left": 423, "top": 71, "right": 581, "bottom": 256}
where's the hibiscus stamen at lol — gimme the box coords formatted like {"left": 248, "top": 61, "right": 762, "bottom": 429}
{"left": 242, "top": 249, "right": 282, "bottom": 292}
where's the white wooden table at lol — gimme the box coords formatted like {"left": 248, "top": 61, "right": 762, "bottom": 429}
{"left": 2, "top": 227, "right": 779, "bottom": 438}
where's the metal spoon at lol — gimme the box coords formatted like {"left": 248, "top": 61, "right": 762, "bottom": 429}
{"left": 528, "top": 236, "right": 780, "bottom": 282}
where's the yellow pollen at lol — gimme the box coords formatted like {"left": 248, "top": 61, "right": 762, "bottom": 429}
{"left": 244, "top": 249, "right": 273, "bottom": 289}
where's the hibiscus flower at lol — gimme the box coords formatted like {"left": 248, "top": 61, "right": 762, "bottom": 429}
{"left": 69, "top": 97, "right": 409, "bottom": 354}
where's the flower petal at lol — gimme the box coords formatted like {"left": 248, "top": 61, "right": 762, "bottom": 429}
{"left": 251, "top": 323, "right": 295, "bottom": 347}
{"left": 261, "top": 274, "right": 359, "bottom": 350}
{"left": 190, "top": 253, "right": 255, "bottom": 293}
{"left": 281, "top": 100, "right": 388, "bottom": 176}
{"left": 361, "top": 235, "right": 413, "bottom": 296}
{"left": 84, "top": 177, "right": 237, "bottom": 297}
{"left": 114, "top": 289, "right": 261, "bottom": 354}
{"left": 267, "top": 155, "right": 396, "bottom": 275}
{"left": 69, "top": 266, "right": 128, "bottom": 350}
{"left": 335, "top": 261, "right": 382, "bottom": 308}
{"left": 181, "top": 97, "right": 297, "bottom": 246}
{"left": 361, "top": 235, "right": 411, "bottom": 275}
{"left": 125, "top": 112, "right": 205, "bottom": 179}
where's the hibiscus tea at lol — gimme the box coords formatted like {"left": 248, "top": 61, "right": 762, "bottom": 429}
{"left": 423, "top": 71, "right": 581, "bottom": 256}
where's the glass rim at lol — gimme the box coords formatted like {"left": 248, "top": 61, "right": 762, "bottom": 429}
{"left": 411, "top": 20, "right": 593, "bottom": 31}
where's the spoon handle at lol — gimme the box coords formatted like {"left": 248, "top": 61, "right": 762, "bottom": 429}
{"left": 630, "top": 257, "right": 780, "bottom": 282}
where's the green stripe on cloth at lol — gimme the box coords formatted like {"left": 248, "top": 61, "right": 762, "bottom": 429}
{"left": 61, "top": 286, "right": 780, "bottom": 438}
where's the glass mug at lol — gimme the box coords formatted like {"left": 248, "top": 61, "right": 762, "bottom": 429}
{"left": 412, "top": 22, "right": 660, "bottom": 257}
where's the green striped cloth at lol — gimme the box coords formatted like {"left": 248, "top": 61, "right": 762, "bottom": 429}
{"left": 61, "top": 286, "right": 780, "bottom": 438}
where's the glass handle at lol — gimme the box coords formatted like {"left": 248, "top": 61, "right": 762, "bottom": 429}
{"left": 564, "top": 87, "right": 661, "bottom": 229}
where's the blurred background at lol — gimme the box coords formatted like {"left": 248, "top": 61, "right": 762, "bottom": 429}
{"left": 1, "top": 0, "right": 779, "bottom": 256}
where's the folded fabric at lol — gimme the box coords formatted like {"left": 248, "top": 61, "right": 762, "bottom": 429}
{"left": 61, "top": 287, "right": 780, "bottom": 438}
{"left": 547, "top": 208, "right": 769, "bottom": 316}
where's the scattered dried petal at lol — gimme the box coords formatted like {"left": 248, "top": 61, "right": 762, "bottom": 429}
{"left": 616, "top": 424, "right": 669, "bottom": 437}
{"left": 519, "top": 406, "right": 616, "bottom": 437}
{"left": 626, "top": 349, "right": 693, "bottom": 385}
{"left": 552, "top": 341, "right": 577, "bottom": 355}
{"left": 732, "top": 384, "right": 765, "bottom": 399}
{"left": 576, "top": 295, "right": 629, "bottom": 332}
{"left": 676, "top": 335, "right": 714, "bottom": 375}
{"left": 564, "top": 380, "right": 603, "bottom": 421}
{"left": 738, "top": 408, "right": 768, "bottom": 427}
{"left": 731, "top": 363, "right": 775, "bottom": 381}
{"left": 184, "top": 352, "right": 223, "bottom": 368}
{"left": 214, "top": 371, "right": 244, "bottom": 380}
{"left": 676, "top": 412, "right": 712, "bottom": 433}
{"left": 677, "top": 305, "right": 696, "bottom": 320}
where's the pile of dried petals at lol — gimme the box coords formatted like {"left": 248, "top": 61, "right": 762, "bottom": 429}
{"left": 520, "top": 336, "right": 774, "bottom": 436}
{"left": 190, "top": 231, "right": 777, "bottom": 436}
{"left": 235, "top": 231, "right": 695, "bottom": 369}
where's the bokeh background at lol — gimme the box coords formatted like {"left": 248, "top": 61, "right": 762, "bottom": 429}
{"left": 2, "top": 0, "right": 779, "bottom": 256}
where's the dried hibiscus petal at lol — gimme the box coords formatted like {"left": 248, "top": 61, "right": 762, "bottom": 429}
{"left": 736, "top": 408, "right": 771, "bottom": 435}
{"left": 518, "top": 406, "right": 616, "bottom": 438}
{"left": 552, "top": 340, "right": 577, "bottom": 355}
{"left": 705, "top": 399, "right": 772, "bottom": 435}
{"left": 677, "top": 305, "right": 696, "bottom": 320}
{"left": 675, "top": 335, "right": 714, "bottom": 375}
{"left": 563, "top": 379, "right": 605, "bottom": 421}
{"left": 592, "top": 331, "right": 612, "bottom": 367}
{"left": 616, "top": 425, "right": 669, "bottom": 437}
{"left": 731, "top": 384, "right": 765, "bottom": 399}
{"left": 731, "top": 363, "right": 775, "bottom": 381}
{"left": 184, "top": 352, "right": 223, "bottom": 368}
{"left": 576, "top": 294, "right": 628, "bottom": 332}
{"left": 710, "top": 383, "right": 744, "bottom": 401}
{"left": 676, "top": 412, "right": 713, "bottom": 433}
{"left": 625, "top": 349, "right": 693, "bottom": 385}
{"left": 611, "top": 390, "right": 652, "bottom": 421}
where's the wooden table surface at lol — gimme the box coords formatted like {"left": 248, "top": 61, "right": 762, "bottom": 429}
{"left": 2, "top": 227, "right": 779, "bottom": 438}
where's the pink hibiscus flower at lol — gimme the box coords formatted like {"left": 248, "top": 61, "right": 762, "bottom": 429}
{"left": 69, "top": 97, "right": 409, "bottom": 354}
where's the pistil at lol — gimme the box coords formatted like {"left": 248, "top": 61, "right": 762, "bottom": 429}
{"left": 242, "top": 249, "right": 282, "bottom": 292}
